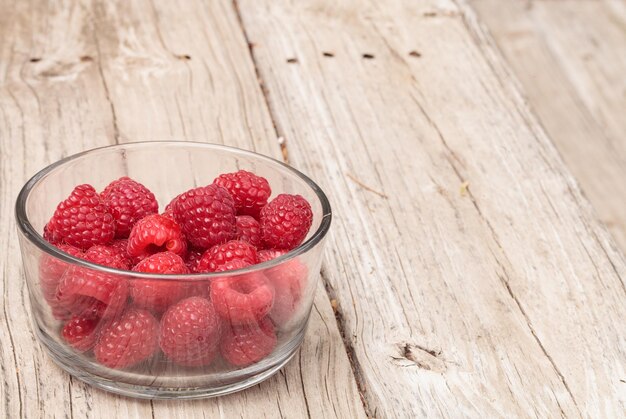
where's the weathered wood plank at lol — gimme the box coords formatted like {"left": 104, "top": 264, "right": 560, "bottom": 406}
{"left": 237, "top": 0, "right": 626, "bottom": 416}
{"left": 0, "top": 0, "right": 365, "bottom": 418}
{"left": 469, "top": 0, "right": 626, "bottom": 254}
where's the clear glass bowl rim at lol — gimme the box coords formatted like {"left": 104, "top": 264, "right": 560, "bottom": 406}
{"left": 15, "top": 141, "right": 332, "bottom": 281}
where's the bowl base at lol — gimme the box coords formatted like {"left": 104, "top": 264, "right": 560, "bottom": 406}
{"left": 37, "top": 325, "right": 305, "bottom": 400}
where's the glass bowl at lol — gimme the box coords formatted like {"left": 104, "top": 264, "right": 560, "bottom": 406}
{"left": 15, "top": 141, "right": 331, "bottom": 399}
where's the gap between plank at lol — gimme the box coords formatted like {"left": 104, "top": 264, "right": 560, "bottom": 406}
{"left": 413, "top": 61, "right": 582, "bottom": 414}
{"left": 231, "top": 0, "right": 286, "bottom": 157}
{"left": 230, "top": 1, "right": 372, "bottom": 417}
{"left": 437, "top": 0, "right": 585, "bottom": 412}
{"left": 93, "top": 31, "right": 121, "bottom": 144}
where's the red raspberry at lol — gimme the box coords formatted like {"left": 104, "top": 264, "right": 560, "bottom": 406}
{"left": 182, "top": 249, "right": 211, "bottom": 298}
{"left": 159, "top": 297, "right": 221, "bottom": 366}
{"left": 39, "top": 244, "right": 85, "bottom": 319}
{"left": 257, "top": 249, "right": 307, "bottom": 325}
{"left": 161, "top": 208, "right": 175, "bottom": 221}
{"left": 127, "top": 214, "right": 187, "bottom": 262}
{"left": 130, "top": 252, "right": 189, "bottom": 313}
{"left": 40, "top": 245, "right": 84, "bottom": 293}
{"left": 172, "top": 185, "right": 236, "bottom": 249}
{"left": 46, "top": 184, "right": 115, "bottom": 249}
{"left": 235, "top": 216, "right": 262, "bottom": 248}
{"left": 257, "top": 249, "right": 287, "bottom": 263}
{"left": 196, "top": 240, "right": 257, "bottom": 273}
{"left": 56, "top": 267, "right": 128, "bottom": 320}
{"left": 94, "top": 308, "right": 159, "bottom": 369}
{"left": 83, "top": 245, "right": 131, "bottom": 270}
{"left": 212, "top": 258, "right": 252, "bottom": 273}
{"left": 43, "top": 223, "right": 58, "bottom": 244}
{"left": 101, "top": 177, "right": 159, "bottom": 238}
{"left": 266, "top": 258, "right": 308, "bottom": 325}
{"left": 214, "top": 170, "right": 271, "bottom": 218}
{"left": 260, "top": 194, "right": 313, "bottom": 250}
{"left": 109, "top": 239, "right": 131, "bottom": 262}
{"left": 164, "top": 193, "right": 182, "bottom": 214}
{"left": 161, "top": 194, "right": 182, "bottom": 221}
{"left": 220, "top": 318, "right": 277, "bottom": 367}
{"left": 132, "top": 251, "right": 189, "bottom": 274}
{"left": 210, "top": 267, "right": 274, "bottom": 324}
{"left": 61, "top": 309, "right": 100, "bottom": 352}
{"left": 185, "top": 248, "right": 204, "bottom": 273}
{"left": 227, "top": 248, "right": 306, "bottom": 325}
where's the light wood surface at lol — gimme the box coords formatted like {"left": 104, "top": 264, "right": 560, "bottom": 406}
{"left": 1, "top": 0, "right": 625, "bottom": 418}
{"left": 469, "top": 0, "right": 626, "bottom": 253}
{"left": 0, "top": 1, "right": 364, "bottom": 418}
{"left": 237, "top": 0, "right": 626, "bottom": 416}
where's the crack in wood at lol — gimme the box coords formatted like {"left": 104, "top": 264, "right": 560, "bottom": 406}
{"left": 231, "top": 2, "right": 367, "bottom": 417}
{"left": 320, "top": 269, "right": 373, "bottom": 418}
{"left": 412, "top": 343, "right": 442, "bottom": 358}
{"left": 93, "top": 32, "right": 120, "bottom": 144}
{"left": 563, "top": 182, "right": 626, "bottom": 293}
{"left": 498, "top": 273, "right": 581, "bottom": 415}
{"left": 422, "top": 10, "right": 460, "bottom": 18}
{"left": 68, "top": 376, "right": 74, "bottom": 419}
{"left": 231, "top": 0, "right": 285, "bottom": 153}
{"left": 411, "top": 56, "right": 583, "bottom": 411}
{"left": 277, "top": 136, "right": 289, "bottom": 163}
{"left": 2, "top": 234, "right": 22, "bottom": 419}
{"left": 393, "top": 342, "right": 445, "bottom": 372}
{"left": 298, "top": 351, "right": 313, "bottom": 419}
{"left": 346, "top": 173, "right": 388, "bottom": 199}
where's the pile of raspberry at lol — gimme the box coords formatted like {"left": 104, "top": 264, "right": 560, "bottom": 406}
{"left": 40, "top": 170, "right": 312, "bottom": 370}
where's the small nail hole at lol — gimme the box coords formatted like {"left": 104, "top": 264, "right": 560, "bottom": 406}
{"left": 409, "top": 51, "right": 421, "bottom": 58}
{"left": 29, "top": 57, "right": 41, "bottom": 63}
{"left": 286, "top": 57, "right": 298, "bottom": 63}
{"left": 175, "top": 54, "right": 191, "bottom": 60}
{"left": 323, "top": 52, "right": 334, "bottom": 57}
{"left": 362, "top": 53, "right": 374, "bottom": 59}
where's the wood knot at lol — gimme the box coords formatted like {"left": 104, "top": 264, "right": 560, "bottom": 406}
{"left": 330, "top": 299, "right": 338, "bottom": 312}
{"left": 422, "top": 10, "right": 459, "bottom": 18}
{"left": 33, "top": 58, "right": 92, "bottom": 81}
{"left": 391, "top": 342, "right": 446, "bottom": 372}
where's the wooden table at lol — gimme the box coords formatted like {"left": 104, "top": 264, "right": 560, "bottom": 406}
{"left": 1, "top": 0, "right": 624, "bottom": 417}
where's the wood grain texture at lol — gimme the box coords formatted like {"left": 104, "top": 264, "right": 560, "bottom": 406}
{"left": 469, "top": 0, "right": 626, "bottom": 254}
{"left": 237, "top": 0, "right": 626, "bottom": 417}
{"left": 0, "top": 0, "right": 365, "bottom": 418}
{"left": 3, "top": 0, "right": 626, "bottom": 417}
